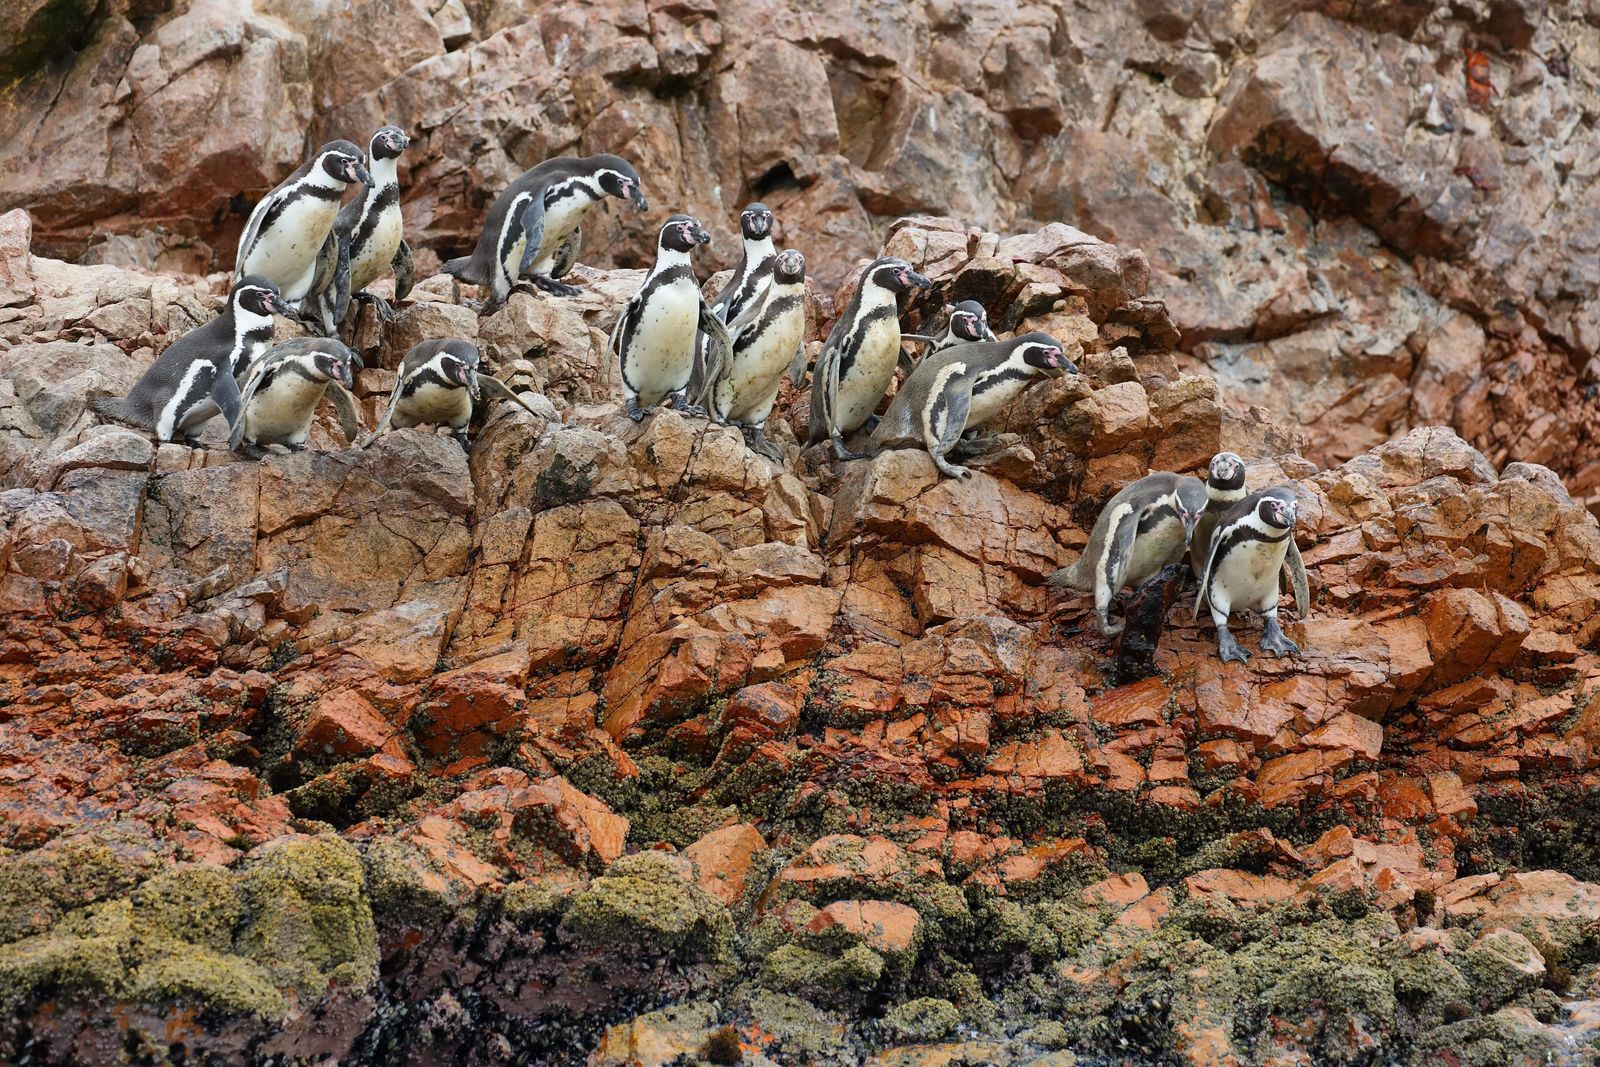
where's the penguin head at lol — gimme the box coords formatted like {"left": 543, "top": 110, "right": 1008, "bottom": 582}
{"left": 593, "top": 156, "right": 648, "bottom": 211}
{"left": 310, "top": 341, "right": 357, "bottom": 389}
{"left": 233, "top": 276, "right": 291, "bottom": 318}
{"left": 1174, "top": 479, "right": 1209, "bottom": 546}
{"left": 370, "top": 125, "right": 411, "bottom": 161}
{"left": 1258, "top": 493, "right": 1298, "bottom": 531}
{"left": 660, "top": 215, "right": 711, "bottom": 252}
{"left": 869, "top": 258, "right": 932, "bottom": 294}
{"left": 1205, "top": 451, "right": 1246, "bottom": 493}
{"left": 740, "top": 203, "right": 775, "bottom": 240}
{"left": 948, "top": 300, "right": 992, "bottom": 343}
{"left": 774, "top": 249, "right": 806, "bottom": 283}
{"left": 1014, "top": 333, "right": 1077, "bottom": 378}
{"left": 319, "top": 141, "right": 373, "bottom": 187}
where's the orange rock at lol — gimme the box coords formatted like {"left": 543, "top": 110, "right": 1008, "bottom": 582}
{"left": 806, "top": 899, "right": 921, "bottom": 955}
{"left": 683, "top": 823, "right": 768, "bottom": 908}
{"left": 294, "top": 691, "right": 401, "bottom": 759}
{"left": 1185, "top": 868, "right": 1297, "bottom": 908}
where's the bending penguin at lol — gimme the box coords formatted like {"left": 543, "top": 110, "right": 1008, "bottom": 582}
{"left": 1050, "top": 472, "right": 1208, "bottom": 636}
{"left": 807, "top": 257, "right": 932, "bottom": 459}
{"left": 1190, "top": 451, "right": 1247, "bottom": 577}
{"left": 1193, "top": 487, "right": 1311, "bottom": 664}
{"left": 91, "top": 276, "right": 290, "bottom": 446}
{"left": 235, "top": 141, "right": 371, "bottom": 311}
{"left": 361, "top": 339, "right": 549, "bottom": 452}
{"left": 232, "top": 338, "right": 361, "bottom": 458}
{"left": 306, "top": 125, "right": 414, "bottom": 331}
{"left": 690, "top": 202, "right": 776, "bottom": 400}
{"left": 707, "top": 248, "right": 808, "bottom": 459}
{"left": 442, "top": 154, "right": 647, "bottom": 312}
{"left": 870, "top": 333, "right": 1074, "bottom": 479}
{"left": 612, "top": 214, "right": 732, "bottom": 422}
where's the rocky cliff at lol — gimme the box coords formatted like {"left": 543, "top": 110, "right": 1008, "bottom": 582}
{"left": 2, "top": 1, "right": 1600, "bottom": 1066}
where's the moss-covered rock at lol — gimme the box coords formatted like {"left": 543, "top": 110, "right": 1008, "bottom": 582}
{"left": 1460, "top": 929, "right": 1547, "bottom": 1008}
{"left": 236, "top": 835, "right": 378, "bottom": 998}
{"left": 0, "top": 898, "right": 132, "bottom": 1000}
{"left": 1410, "top": 1007, "right": 1559, "bottom": 1066}
{"left": 883, "top": 996, "right": 960, "bottom": 1041}
{"left": 561, "top": 851, "right": 732, "bottom": 961}
{"left": 130, "top": 947, "right": 286, "bottom": 1018}
{"left": 362, "top": 838, "right": 455, "bottom": 926}
{"left": 128, "top": 864, "right": 244, "bottom": 954}
{"left": 760, "top": 942, "right": 884, "bottom": 1004}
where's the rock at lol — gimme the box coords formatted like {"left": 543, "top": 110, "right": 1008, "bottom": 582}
{"left": 682, "top": 823, "right": 767, "bottom": 908}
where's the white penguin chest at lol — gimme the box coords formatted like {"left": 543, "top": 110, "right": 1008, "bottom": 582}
{"left": 246, "top": 194, "right": 340, "bottom": 299}
{"left": 531, "top": 195, "right": 594, "bottom": 273}
{"left": 834, "top": 317, "right": 900, "bottom": 434}
{"left": 403, "top": 380, "right": 473, "bottom": 428}
{"left": 1211, "top": 536, "right": 1290, "bottom": 610}
{"left": 351, "top": 204, "right": 403, "bottom": 291}
{"left": 245, "top": 375, "right": 326, "bottom": 444}
{"left": 966, "top": 373, "right": 1032, "bottom": 430}
{"left": 1123, "top": 511, "right": 1186, "bottom": 589}
{"left": 718, "top": 299, "right": 805, "bottom": 423}
{"left": 624, "top": 280, "right": 701, "bottom": 400}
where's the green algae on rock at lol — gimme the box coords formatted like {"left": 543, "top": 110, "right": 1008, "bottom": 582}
{"left": 561, "top": 851, "right": 733, "bottom": 961}
{"left": 883, "top": 996, "right": 961, "bottom": 1041}
{"left": 235, "top": 835, "right": 379, "bottom": 998}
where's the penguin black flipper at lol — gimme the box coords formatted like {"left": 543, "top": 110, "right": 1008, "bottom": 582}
{"left": 360, "top": 383, "right": 406, "bottom": 448}
{"left": 1284, "top": 537, "right": 1310, "bottom": 620}
{"left": 476, "top": 373, "right": 546, "bottom": 421}
{"left": 327, "top": 381, "right": 364, "bottom": 443}
{"left": 392, "top": 240, "right": 415, "bottom": 303}
{"left": 807, "top": 313, "right": 850, "bottom": 453}
{"left": 897, "top": 346, "right": 917, "bottom": 378}
{"left": 694, "top": 301, "right": 734, "bottom": 414}
{"left": 234, "top": 193, "right": 284, "bottom": 282}
{"left": 788, "top": 342, "right": 809, "bottom": 389}
{"left": 230, "top": 361, "right": 271, "bottom": 451}
{"left": 211, "top": 368, "right": 243, "bottom": 444}
{"left": 608, "top": 292, "right": 642, "bottom": 365}
{"left": 513, "top": 192, "right": 550, "bottom": 278}
{"left": 1192, "top": 526, "right": 1224, "bottom": 621}
{"left": 920, "top": 360, "right": 975, "bottom": 479}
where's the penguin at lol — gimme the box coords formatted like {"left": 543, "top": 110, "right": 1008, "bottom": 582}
{"left": 869, "top": 333, "right": 1075, "bottom": 479}
{"left": 689, "top": 202, "right": 777, "bottom": 400}
{"left": 309, "top": 125, "right": 414, "bottom": 330}
{"left": 897, "top": 300, "right": 996, "bottom": 377}
{"left": 360, "top": 339, "right": 549, "bottom": 452}
{"left": 707, "top": 248, "right": 808, "bottom": 459}
{"left": 441, "top": 154, "right": 647, "bottom": 312}
{"left": 234, "top": 141, "right": 372, "bottom": 308}
{"left": 231, "top": 338, "right": 360, "bottom": 458}
{"left": 610, "top": 215, "right": 732, "bottom": 422}
{"left": 91, "top": 276, "right": 290, "bottom": 446}
{"left": 806, "top": 257, "right": 933, "bottom": 459}
{"left": 1190, "top": 451, "right": 1247, "bottom": 578}
{"left": 1193, "top": 487, "right": 1311, "bottom": 664}
{"left": 1048, "top": 471, "right": 1209, "bottom": 636}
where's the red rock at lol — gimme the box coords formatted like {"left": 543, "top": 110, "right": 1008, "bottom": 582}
{"left": 294, "top": 691, "right": 401, "bottom": 760}
{"left": 806, "top": 900, "right": 920, "bottom": 955}
{"left": 1185, "top": 869, "right": 1298, "bottom": 908}
{"left": 682, "top": 823, "right": 767, "bottom": 908}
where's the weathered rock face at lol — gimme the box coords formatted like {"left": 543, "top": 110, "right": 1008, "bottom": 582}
{"left": 2, "top": 2, "right": 1600, "bottom": 1062}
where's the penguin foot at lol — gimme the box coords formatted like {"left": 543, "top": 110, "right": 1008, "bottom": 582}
{"left": 742, "top": 426, "right": 784, "bottom": 462}
{"left": 183, "top": 436, "right": 206, "bottom": 450}
{"left": 626, "top": 397, "right": 652, "bottom": 423}
{"left": 236, "top": 442, "right": 269, "bottom": 460}
{"left": 1216, "top": 627, "right": 1252, "bottom": 664}
{"left": 465, "top": 297, "right": 506, "bottom": 316}
{"left": 452, "top": 429, "right": 474, "bottom": 453}
{"left": 284, "top": 442, "right": 307, "bottom": 453}
{"left": 830, "top": 436, "right": 863, "bottom": 461}
{"left": 668, "top": 393, "right": 706, "bottom": 418}
{"left": 355, "top": 292, "right": 396, "bottom": 323}
{"left": 934, "top": 456, "right": 972, "bottom": 479}
{"left": 1097, "top": 612, "right": 1126, "bottom": 638}
{"left": 1259, "top": 618, "right": 1300, "bottom": 657}
{"left": 531, "top": 275, "right": 582, "bottom": 298}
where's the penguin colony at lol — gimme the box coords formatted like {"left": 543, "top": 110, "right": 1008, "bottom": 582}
{"left": 91, "top": 128, "right": 1314, "bottom": 665}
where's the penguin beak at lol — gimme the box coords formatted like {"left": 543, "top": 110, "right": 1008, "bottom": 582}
{"left": 692, "top": 225, "right": 711, "bottom": 245}
{"left": 453, "top": 363, "right": 476, "bottom": 389}
{"left": 335, "top": 360, "right": 354, "bottom": 389}
{"left": 1181, "top": 508, "right": 1200, "bottom": 547}
{"left": 1044, "top": 346, "right": 1075, "bottom": 377}
{"left": 347, "top": 160, "right": 372, "bottom": 186}
{"left": 629, "top": 184, "right": 648, "bottom": 211}
{"left": 267, "top": 293, "right": 291, "bottom": 316}
{"left": 905, "top": 269, "right": 932, "bottom": 289}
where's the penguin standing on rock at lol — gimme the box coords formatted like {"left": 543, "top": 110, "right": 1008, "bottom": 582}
{"left": 441, "top": 154, "right": 647, "bottom": 313}
{"left": 708, "top": 248, "right": 808, "bottom": 459}
{"left": 870, "top": 333, "right": 1075, "bottom": 479}
{"left": 91, "top": 276, "right": 290, "bottom": 446}
{"left": 235, "top": 141, "right": 372, "bottom": 310}
{"left": 1049, "top": 472, "right": 1208, "bottom": 636}
{"left": 690, "top": 202, "right": 777, "bottom": 400}
{"left": 308, "top": 125, "right": 414, "bottom": 331}
{"left": 611, "top": 215, "right": 732, "bottom": 422}
{"left": 806, "top": 257, "right": 932, "bottom": 459}
{"left": 231, "top": 338, "right": 361, "bottom": 458}
{"left": 361, "top": 339, "right": 550, "bottom": 452}
{"left": 1193, "top": 487, "right": 1311, "bottom": 664}
{"left": 1190, "top": 451, "right": 1247, "bottom": 577}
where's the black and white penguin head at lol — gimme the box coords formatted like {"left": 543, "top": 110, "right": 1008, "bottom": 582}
{"left": 1012, "top": 333, "right": 1077, "bottom": 378}
{"left": 369, "top": 125, "right": 410, "bottom": 161}
{"left": 774, "top": 248, "right": 805, "bottom": 283}
{"left": 866, "top": 257, "right": 932, "bottom": 294}
{"left": 590, "top": 155, "right": 648, "bottom": 210}
{"left": 430, "top": 340, "right": 480, "bottom": 390}
{"left": 317, "top": 140, "right": 373, "bottom": 187}
{"left": 232, "top": 275, "right": 291, "bottom": 318}
{"left": 1206, "top": 452, "right": 1246, "bottom": 493}
{"left": 1174, "top": 479, "right": 1208, "bottom": 546}
{"left": 740, "top": 202, "right": 775, "bottom": 240}
{"left": 1257, "top": 493, "right": 1298, "bottom": 531}
{"left": 659, "top": 214, "right": 711, "bottom": 253}
{"left": 947, "top": 300, "right": 992, "bottom": 343}
{"left": 305, "top": 340, "right": 357, "bottom": 389}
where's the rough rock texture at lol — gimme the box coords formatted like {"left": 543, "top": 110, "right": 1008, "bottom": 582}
{"left": 1, "top": 2, "right": 1600, "bottom": 1064}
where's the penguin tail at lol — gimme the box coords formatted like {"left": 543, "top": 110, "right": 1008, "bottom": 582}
{"left": 90, "top": 394, "right": 138, "bottom": 427}
{"left": 1046, "top": 559, "right": 1093, "bottom": 593}
{"left": 440, "top": 256, "right": 483, "bottom": 285}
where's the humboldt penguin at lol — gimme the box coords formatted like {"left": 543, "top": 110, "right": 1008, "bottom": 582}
{"left": 903, "top": 300, "right": 997, "bottom": 354}
{"left": 806, "top": 257, "right": 932, "bottom": 459}
{"left": 708, "top": 248, "right": 807, "bottom": 459}
{"left": 234, "top": 141, "right": 371, "bottom": 308}
{"left": 1193, "top": 487, "right": 1311, "bottom": 663}
{"left": 231, "top": 338, "right": 360, "bottom": 458}
{"left": 91, "top": 276, "right": 290, "bottom": 446}
{"left": 360, "top": 339, "right": 548, "bottom": 452}
{"left": 1049, "top": 472, "right": 1208, "bottom": 636}
{"left": 441, "top": 154, "right": 647, "bottom": 312}
{"left": 870, "top": 333, "right": 1074, "bottom": 478}
{"left": 611, "top": 215, "right": 732, "bottom": 421}
{"left": 690, "top": 202, "right": 777, "bottom": 400}
{"left": 309, "top": 125, "right": 414, "bottom": 330}
{"left": 1190, "top": 451, "right": 1247, "bottom": 577}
